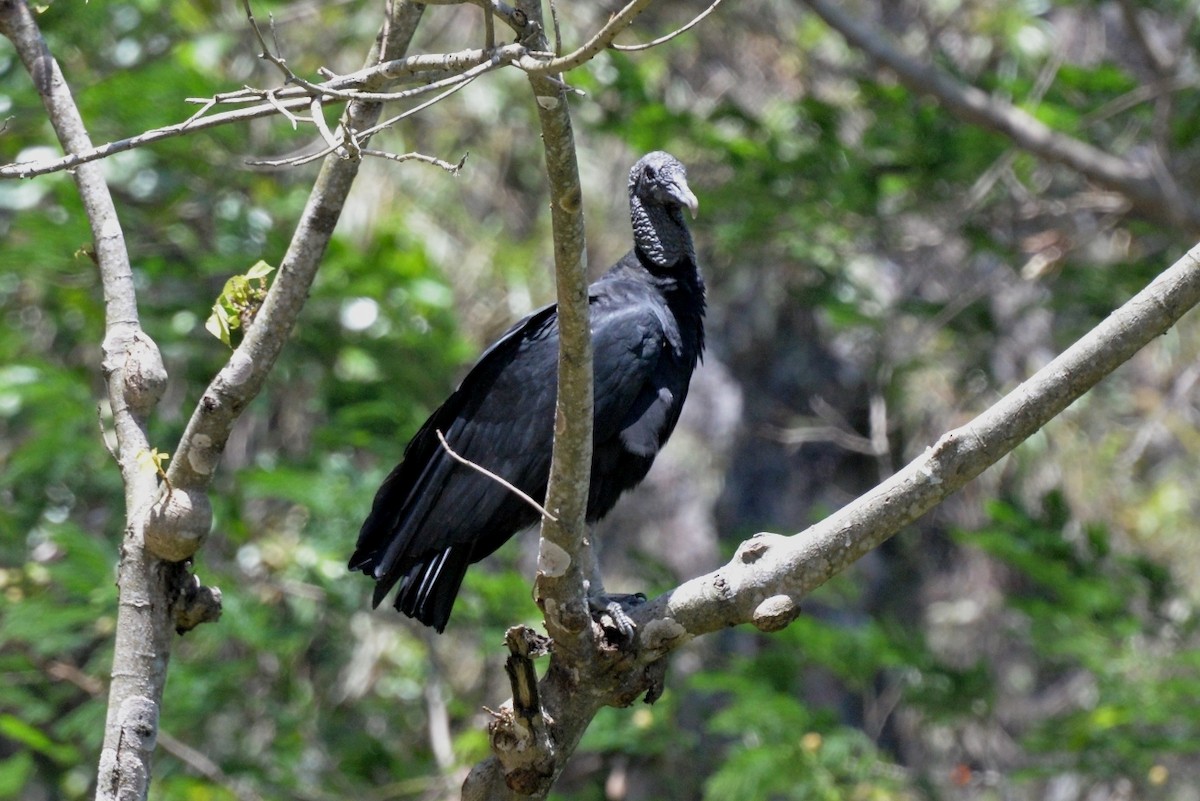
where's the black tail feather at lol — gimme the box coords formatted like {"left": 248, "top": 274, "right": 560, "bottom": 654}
{"left": 388, "top": 546, "right": 473, "bottom": 633}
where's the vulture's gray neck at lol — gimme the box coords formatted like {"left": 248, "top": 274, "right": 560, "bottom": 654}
{"left": 631, "top": 194, "right": 695, "bottom": 270}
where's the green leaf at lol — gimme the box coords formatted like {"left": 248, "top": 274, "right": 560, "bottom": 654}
{"left": 245, "top": 259, "right": 275, "bottom": 281}
{"left": 0, "top": 752, "right": 34, "bottom": 798}
{"left": 0, "top": 715, "right": 77, "bottom": 765}
{"left": 205, "top": 261, "right": 276, "bottom": 349}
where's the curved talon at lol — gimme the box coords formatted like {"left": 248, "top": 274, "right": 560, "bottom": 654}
{"left": 589, "top": 593, "right": 646, "bottom": 643}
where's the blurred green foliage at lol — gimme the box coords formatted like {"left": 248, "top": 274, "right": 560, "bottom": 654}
{"left": 3, "top": 1, "right": 1200, "bottom": 800}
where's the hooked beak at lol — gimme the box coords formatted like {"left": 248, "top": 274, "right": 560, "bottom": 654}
{"left": 673, "top": 181, "right": 699, "bottom": 219}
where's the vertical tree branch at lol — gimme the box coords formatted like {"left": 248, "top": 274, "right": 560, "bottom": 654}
{"left": 516, "top": 0, "right": 595, "bottom": 649}
{"left": 0, "top": 3, "right": 162, "bottom": 524}
{"left": 135, "top": 0, "right": 424, "bottom": 794}
{"left": 463, "top": 2, "right": 603, "bottom": 797}
{"left": 0, "top": 5, "right": 170, "bottom": 800}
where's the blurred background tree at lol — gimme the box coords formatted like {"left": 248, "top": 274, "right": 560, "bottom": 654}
{"left": 2, "top": 1, "right": 1199, "bottom": 799}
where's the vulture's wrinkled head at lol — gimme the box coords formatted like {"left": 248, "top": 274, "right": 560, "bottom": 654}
{"left": 629, "top": 151, "right": 699, "bottom": 220}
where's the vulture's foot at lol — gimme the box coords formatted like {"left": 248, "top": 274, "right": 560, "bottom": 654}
{"left": 589, "top": 592, "right": 647, "bottom": 645}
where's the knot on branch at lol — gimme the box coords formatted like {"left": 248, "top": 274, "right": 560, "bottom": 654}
{"left": 752, "top": 594, "right": 802, "bottom": 633}
{"left": 144, "top": 487, "right": 212, "bottom": 562}
{"left": 735, "top": 532, "right": 783, "bottom": 563}
{"left": 639, "top": 616, "right": 690, "bottom": 655}
{"left": 118, "top": 695, "right": 159, "bottom": 750}
{"left": 121, "top": 331, "right": 167, "bottom": 418}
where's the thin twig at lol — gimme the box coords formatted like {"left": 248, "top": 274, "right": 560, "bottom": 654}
{"left": 762, "top": 422, "right": 877, "bottom": 455}
{"left": 1117, "top": 0, "right": 1173, "bottom": 76}
{"left": 483, "top": 0, "right": 495, "bottom": 50}
{"left": 518, "top": 0, "right": 654, "bottom": 74}
{"left": 548, "top": 0, "right": 562, "bottom": 55}
{"left": 435, "top": 430, "right": 557, "bottom": 521}
{"left": 611, "top": 0, "right": 724, "bottom": 51}
{"left": 263, "top": 88, "right": 304, "bottom": 128}
{"left": 1080, "top": 75, "right": 1199, "bottom": 128}
{"left": 5, "top": 0, "right": 656, "bottom": 178}
{"left": 1, "top": 96, "right": 313, "bottom": 178}
{"left": 309, "top": 97, "right": 341, "bottom": 152}
{"left": 1, "top": 44, "right": 523, "bottom": 179}
{"left": 243, "top": 0, "right": 296, "bottom": 81}
{"left": 360, "top": 149, "right": 469, "bottom": 174}
{"left": 760, "top": 393, "right": 884, "bottom": 457}
{"left": 247, "top": 71, "right": 481, "bottom": 168}
{"left": 157, "top": 732, "right": 266, "bottom": 801}
{"left": 97, "top": 403, "right": 119, "bottom": 462}
{"left": 355, "top": 65, "right": 486, "bottom": 138}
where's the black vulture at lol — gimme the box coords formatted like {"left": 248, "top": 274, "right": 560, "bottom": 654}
{"left": 349, "top": 151, "right": 706, "bottom": 632}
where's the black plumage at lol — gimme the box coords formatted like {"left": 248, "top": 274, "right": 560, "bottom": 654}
{"left": 349, "top": 151, "right": 706, "bottom": 632}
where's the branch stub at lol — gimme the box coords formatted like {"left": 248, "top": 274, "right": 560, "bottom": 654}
{"left": 752, "top": 594, "right": 802, "bottom": 633}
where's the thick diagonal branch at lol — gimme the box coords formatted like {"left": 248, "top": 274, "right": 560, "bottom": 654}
{"left": 632, "top": 241, "right": 1200, "bottom": 652}
{"left": 802, "top": 0, "right": 1200, "bottom": 233}
{"left": 150, "top": 4, "right": 426, "bottom": 558}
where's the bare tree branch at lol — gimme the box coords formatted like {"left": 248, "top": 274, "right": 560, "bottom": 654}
{"left": 245, "top": 66, "right": 484, "bottom": 168}
{"left": 0, "top": 5, "right": 176, "bottom": 800}
{"left": 156, "top": 732, "right": 266, "bottom": 801}
{"left": 801, "top": 0, "right": 1200, "bottom": 234}
{"left": 0, "top": 95, "right": 315, "bottom": 178}
{"left": 518, "top": 0, "right": 655, "bottom": 74}
{"left": 0, "top": 43, "right": 527, "bottom": 179}
{"left": 517, "top": 0, "right": 595, "bottom": 652}
{"left": 467, "top": 230, "right": 1200, "bottom": 798}
{"left": 0, "top": 3, "right": 426, "bottom": 800}
{"left": 435, "top": 430, "right": 558, "bottom": 521}
{"left": 1080, "top": 75, "right": 1200, "bottom": 129}
{"left": 462, "top": 1, "right": 599, "bottom": 796}
{"left": 611, "top": 0, "right": 724, "bottom": 51}
{"left": 1116, "top": 0, "right": 1173, "bottom": 76}
{"left": 42, "top": 655, "right": 261, "bottom": 801}
{"left": 631, "top": 242, "right": 1200, "bottom": 648}
{"left": 359, "top": 148, "right": 468, "bottom": 173}
{"left": 0, "top": 0, "right": 660, "bottom": 181}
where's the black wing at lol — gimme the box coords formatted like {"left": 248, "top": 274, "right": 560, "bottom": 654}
{"left": 350, "top": 284, "right": 673, "bottom": 631}
{"left": 349, "top": 304, "right": 560, "bottom": 629}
